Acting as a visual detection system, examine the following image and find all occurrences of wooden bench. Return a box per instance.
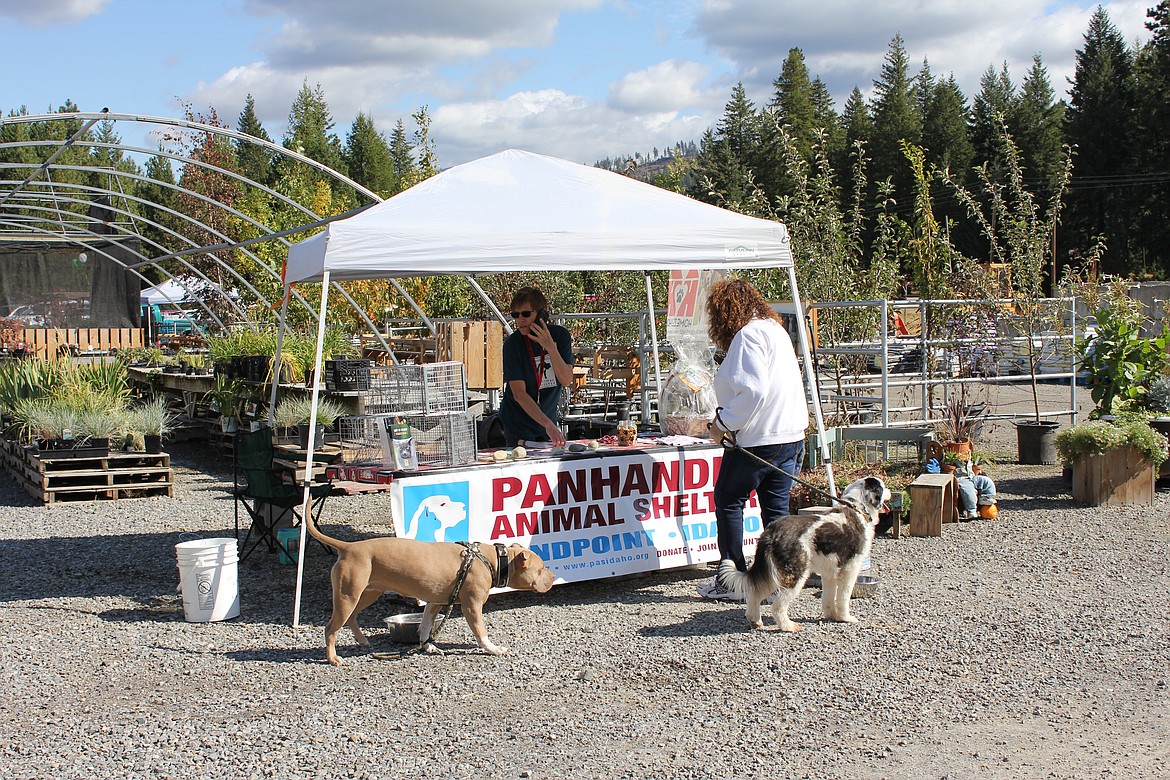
[908,473,957,537]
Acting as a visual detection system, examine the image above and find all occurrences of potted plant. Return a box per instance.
[204,375,242,433]
[1143,375,1170,478]
[14,401,80,451]
[932,391,982,457]
[940,449,965,474]
[273,394,346,449]
[128,396,176,453]
[74,408,122,455]
[1055,417,1167,505]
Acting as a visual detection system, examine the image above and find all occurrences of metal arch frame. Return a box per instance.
[0,110,382,203]
[1,138,322,226]
[0,111,404,355]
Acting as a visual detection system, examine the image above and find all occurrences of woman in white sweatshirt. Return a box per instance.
[699,278,809,600]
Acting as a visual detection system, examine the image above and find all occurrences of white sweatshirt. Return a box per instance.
[713,317,809,447]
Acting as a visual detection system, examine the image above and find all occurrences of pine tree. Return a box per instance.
[283,80,344,176]
[689,84,763,209]
[388,119,414,195]
[1012,55,1066,190]
[342,111,392,196]
[922,74,973,180]
[1131,1,1170,273]
[837,87,873,205]
[971,63,1015,175]
[811,77,844,163]
[869,34,922,211]
[770,48,818,161]
[1065,6,1137,274]
[236,94,274,186]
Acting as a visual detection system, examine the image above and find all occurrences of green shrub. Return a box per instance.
[1055,418,1168,466]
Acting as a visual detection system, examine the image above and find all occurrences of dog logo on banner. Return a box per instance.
[402,482,470,543]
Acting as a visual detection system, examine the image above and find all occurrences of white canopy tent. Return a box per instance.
[281,148,834,625]
[140,278,194,307]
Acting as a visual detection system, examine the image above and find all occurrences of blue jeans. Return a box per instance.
[714,440,805,572]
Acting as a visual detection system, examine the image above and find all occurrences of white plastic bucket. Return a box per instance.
[175,537,240,622]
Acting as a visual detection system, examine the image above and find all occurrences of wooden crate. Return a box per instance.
[3,439,173,504]
[438,320,504,390]
[908,473,957,537]
[1071,446,1155,506]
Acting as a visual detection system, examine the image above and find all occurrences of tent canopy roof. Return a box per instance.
[140,278,194,306]
[284,149,793,284]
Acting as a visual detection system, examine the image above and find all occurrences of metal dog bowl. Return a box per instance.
[383,612,461,643]
[383,613,426,644]
[803,574,882,598]
[851,574,882,598]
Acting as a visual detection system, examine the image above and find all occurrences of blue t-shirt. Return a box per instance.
[499,324,573,445]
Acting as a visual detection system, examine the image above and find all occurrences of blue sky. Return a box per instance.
[0,0,1156,168]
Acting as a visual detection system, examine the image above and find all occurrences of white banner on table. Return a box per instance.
[390,446,765,583]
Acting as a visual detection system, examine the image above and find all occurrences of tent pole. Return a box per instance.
[268,288,291,426]
[466,276,513,335]
[330,280,395,361]
[389,278,436,335]
[643,272,663,426]
[293,270,332,627]
[786,265,835,496]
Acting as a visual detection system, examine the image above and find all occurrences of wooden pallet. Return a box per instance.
[2,439,173,504]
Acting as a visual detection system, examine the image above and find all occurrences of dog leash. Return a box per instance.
[713,407,852,511]
[371,542,500,660]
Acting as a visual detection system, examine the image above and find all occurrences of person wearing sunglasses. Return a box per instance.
[499,286,574,447]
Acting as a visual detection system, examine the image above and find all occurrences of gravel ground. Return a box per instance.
[1,438,1168,780]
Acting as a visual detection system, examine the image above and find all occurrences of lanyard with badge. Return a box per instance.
[524,335,555,397]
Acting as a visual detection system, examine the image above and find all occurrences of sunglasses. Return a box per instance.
[510,309,535,319]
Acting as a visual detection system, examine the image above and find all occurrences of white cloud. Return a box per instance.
[431,89,711,165]
[242,0,601,69]
[608,59,713,113]
[0,0,107,26]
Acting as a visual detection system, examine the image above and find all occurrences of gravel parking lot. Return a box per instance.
[1,437,1167,780]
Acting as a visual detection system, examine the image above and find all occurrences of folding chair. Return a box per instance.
[233,425,332,561]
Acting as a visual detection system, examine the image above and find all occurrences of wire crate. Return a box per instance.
[407,410,478,468]
[336,415,386,464]
[365,361,467,415]
[336,411,478,468]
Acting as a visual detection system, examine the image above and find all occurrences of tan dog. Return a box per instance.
[304,513,555,665]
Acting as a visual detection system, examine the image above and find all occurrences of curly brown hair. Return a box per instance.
[509,286,549,313]
[705,278,781,352]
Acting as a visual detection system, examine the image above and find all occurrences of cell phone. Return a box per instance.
[535,309,548,324]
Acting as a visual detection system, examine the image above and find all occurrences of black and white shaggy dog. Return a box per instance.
[719,476,890,633]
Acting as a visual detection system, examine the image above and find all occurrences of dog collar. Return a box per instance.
[493,543,510,589]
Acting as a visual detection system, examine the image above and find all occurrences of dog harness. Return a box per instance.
[456,541,510,590]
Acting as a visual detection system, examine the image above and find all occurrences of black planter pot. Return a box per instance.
[144,434,163,454]
[298,423,325,449]
[1016,420,1060,465]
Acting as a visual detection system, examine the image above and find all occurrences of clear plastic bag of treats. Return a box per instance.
[659,362,716,437]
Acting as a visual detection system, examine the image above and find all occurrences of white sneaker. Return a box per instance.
[697,576,745,602]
